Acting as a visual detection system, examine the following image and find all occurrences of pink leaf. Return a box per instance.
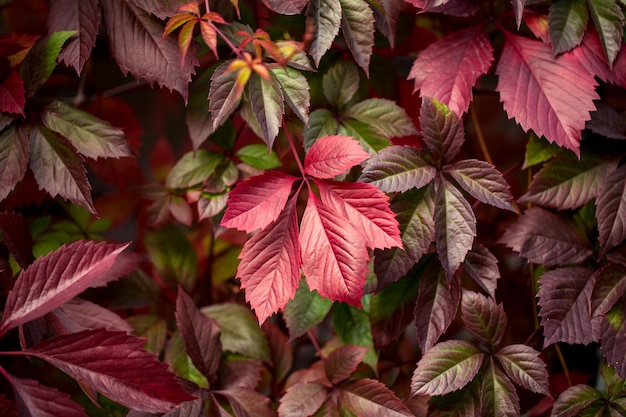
[324,345,369,384]
[300,192,369,306]
[409,26,493,115]
[0,240,129,336]
[221,171,298,233]
[237,197,301,324]
[304,135,369,179]
[0,70,25,115]
[496,32,599,156]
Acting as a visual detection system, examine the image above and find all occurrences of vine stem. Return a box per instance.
[283,120,308,181]
[470,103,493,165]
[307,329,322,355]
[554,343,572,387]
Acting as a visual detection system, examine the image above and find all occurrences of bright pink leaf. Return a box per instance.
[0,70,25,115]
[324,345,369,384]
[237,197,301,324]
[338,379,414,417]
[409,26,493,115]
[221,171,298,233]
[300,192,369,306]
[304,135,370,179]
[496,31,599,156]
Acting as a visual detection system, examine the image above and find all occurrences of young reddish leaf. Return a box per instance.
[548,0,588,55]
[324,345,368,384]
[307,0,342,67]
[462,244,500,299]
[409,26,493,116]
[271,65,310,126]
[359,146,436,193]
[587,101,626,139]
[420,97,465,164]
[591,263,626,317]
[210,62,241,130]
[262,0,309,14]
[551,384,601,417]
[588,0,624,66]
[214,388,275,417]
[283,279,333,340]
[52,297,134,334]
[175,288,222,381]
[4,373,88,417]
[600,299,626,377]
[445,159,515,211]
[24,329,195,413]
[461,290,507,349]
[498,207,593,266]
[411,339,486,396]
[338,379,414,417]
[415,262,462,352]
[48,0,99,73]
[300,193,369,306]
[199,20,218,58]
[0,212,34,269]
[434,177,476,278]
[221,171,298,233]
[304,135,369,179]
[494,344,550,395]
[496,32,599,156]
[237,197,301,324]
[278,382,328,417]
[519,151,618,210]
[480,357,520,417]
[323,61,360,109]
[537,267,601,347]
[177,20,196,66]
[344,98,419,138]
[0,240,129,336]
[338,0,374,75]
[0,125,29,201]
[248,72,284,148]
[100,0,197,102]
[0,70,25,115]
[596,164,626,256]
[525,13,550,42]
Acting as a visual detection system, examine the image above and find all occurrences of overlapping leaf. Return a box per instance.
[338,0,374,75]
[596,164,626,256]
[550,384,602,416]
[586,101,626,139]
[278,382,328,417]
[420,97,465,164]
[494,344,550,395]
[337,379,414,416]
[52,297,134,334]
[549,0,588,55]
[322,60,360,109]
[307,0,342,66]
[461,291,507,349]
[0,125,28,201]
[271,65,310,125]
[344,98,419,139]
[587,0,624,66]
[304,135,369,179]
[283,279,332,339]
[249,72,284,148]
[591,263,626,317]
[324,345,369,384]
[480,358,520,417]
[600,299,626,377]
[462,244,500,298]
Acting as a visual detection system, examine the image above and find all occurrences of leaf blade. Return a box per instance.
[304,135,369,179]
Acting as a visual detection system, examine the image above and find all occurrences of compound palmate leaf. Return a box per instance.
[480,357,520,417]
[304,135,370,179]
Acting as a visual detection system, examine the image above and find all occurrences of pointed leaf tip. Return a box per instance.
[304,135,370,179]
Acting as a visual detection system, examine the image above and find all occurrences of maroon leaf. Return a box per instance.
[339,0,375,75]
[480,357,520,417]
[219,359,263,391]
[338,379,414,416]
[262,0,308,14]
[304,135,369,179]
[129,0,189,19]
[591,263,626,317]
[214,387,276,417]
[0,125,28,202]
[262,321,293,384]
[600,298,626,377]
[569,27,621,83]
[587,101,626,139]
[0,240,129,336]
[307,0,342,67]
[278,382,328,417]
[0,70,25,115]
[324,345,369,385]
[462,244,500,299]
[494,344,550,395]
[597,164,626,256]
[537,267,601,347]
[409,26,493,116]
[0,211,34,269]
[248,73,284,149]
[420,97,465,163]
[461,290,507,349]
[51,297,134,334]
[25,329,195,413]
[160,398,204,417]
[498,207,593,266]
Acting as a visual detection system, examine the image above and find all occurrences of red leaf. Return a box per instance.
[0,125,29,202]
[25,329,195,413]
[596,164,626,256]
[324,345,369,384]
[409,26,493,115]
[0,211,34,269]
[51,297,134,334]
[0,70,24,115]
[300,192,369,306]
[304,135,369,179]
[316,180,401,249]
[0,394,18,417]
[496,32,599,156]
[338,379,414,417]
[238,197,301,324]
[0,240,129,336]
[221,171,298,233]
[278,382,328,417]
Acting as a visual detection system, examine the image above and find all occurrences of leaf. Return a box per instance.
[511,0,526,28]
[215,387,276,417]
[271,65,310,126]
[409,26,494,115]
[42,100,131,160]
[522,132,562,170]
[339,118,391,154]
[25,329,195,413]
[0,70,24,115]
[537,267,601,347]
[304,135,369,179]
[427,381,481,417]
[369,0,403,47]
[0,125,28,201]
[600,299,626,377]
[303,109,339,150]
[551,384,601,417]
[248,72,284,148]
[591,263,626,317]
[445,159,515,211]
[497,207,593,266]
[221,171,298,233]
[164,331,209,388]
[587,0,625,66]
[0,240,129,336]
[128,314,168,354]
[186,66,214,151]
[480,357,520,417]
[333,303,377,370]
[338,379,414,417]
[237,144,282,170]
[0,211,34,269]
[596,164,626,255]
[48,0,99,73]
[175,288,222,381]
[300,193,369,306]
[494,344,550,395]
[461,290,507,349]
[587,101,626,139]
[344,98,419,138]
[322,60,360,108]
[100,0,197,102]
[420,97,465,163]
[324,345,368,384]
[52,297,134,334]
[237,197,301,324]
[462,244,500,299]
[262,0,309,14]
[129,0,189,19]
[307,0,342,66]
[496,31,599,155]
[338,0,374,75]
[434,177,476,278]
[278,382,328,417]
[165,150,222,188]
[411,339,486,396]
[359,145,436,193]
[283,279,333,340]
[209,62,241,130]
[549,0,589,55]
[263,321,293,384]
[144,226,198,291]
[570,27,621,83]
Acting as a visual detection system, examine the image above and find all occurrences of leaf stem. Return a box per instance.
[470,103,493,165]
[307,329,322,355]
[554,343,572,387]
[283,121,307,180]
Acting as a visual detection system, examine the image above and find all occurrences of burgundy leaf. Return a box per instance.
[278,382,328,417]
[537,267,601,347]
[262,0,308,14]
[496,31,599,155]
[0,211,34,269]
[25,329,195,413]
[48,0,99,73]
[370,0,403,47]
[324,345,369,384]
[237,197,301,324]
[480,357,520,417]
[461,290,507,349]
[0,240,129,336]
[551,384,601,417]
[175,288,222,381]
[597,164,626,256]
[214,387,276,417]
[494,344,550,395]
[0,70,25,115]
[498,207,593,266]
[600,298,626,377]
[51,297,134,334]
[304,135,369,179]
[0,394,18,417]
[161,398,204,417]
[248,73,284,149]
[339,0,375,75]
[307,0,342,67]
[338,378,414,416]
[219,359,263,391]
[569,27,621,83]
[100,0,197,102]
[420,97,465,163]
[462,244,500,299]
[221,171,298,233]
[300,192,369,306]
[586,101,626,139]
[0,125,28,202]
[128,0,188,19]
[409,26,493,116]
[591,263,626,317]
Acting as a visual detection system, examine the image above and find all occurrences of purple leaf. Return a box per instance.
[25,329,195,413]
[344,98,419,138]
[175,288,222,381]
[409,26,493,116]
[248,73,284,149]
[339,0,375,75]
[461,290,507,349]
[411,339,486,396]
[0,240,129,336]
[551,384,601,417]
[209,62,241,130]
[324,345,369,384]
[480,357,520,417]
[498,207,593,266]
[587,0,625,66]
[214,387,276,417]
[420,97,465,163]
[337,379,414,417]
[128,0,189,19]
[278,382,328,417]
[0,211,34,269]
[51,297,134,334]
[494,344,550,395]
[444,159,515,211]
[262,0,308,14]
[591,263,626,317]
[307,0,342,67]
[537,267,602,347]
[0,125,28,202]
[462,244,500,299]
[100,0,197,102]
[597,164,626,256]
[586,101,626,140]
[600,298,626,377]
[548,0,588,55]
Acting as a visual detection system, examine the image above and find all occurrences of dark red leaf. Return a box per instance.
[462,244,499,299]
[591,263,626,317]
[461,290,507,348]
[0,211,34,268]
[597,164,626,256]
[494,344,550,395]
[262,321,293,384]
[214,387,275,417]
[129,0,189,19]
[600,298,626,377]
[304,135,369,179]
[420,97,465,163]
[278,382,328,417]
[0,125,29,202]
[324,345,369,384]
[51,297,134,334]
[0,70,24,115]
[338,378,414,416]
[219,359,263,391]
[586,101,626,139]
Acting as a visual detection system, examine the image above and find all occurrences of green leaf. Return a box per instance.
[20,30,75,96]
[127,314,167,355]
[284,278,333,339]
[248,72,284,149]
[549,0,589,55]
[271,65,310,126]
[345,98,418,138]
[480,357,520,417]
[307,0,342,66]
[338,0,375,75]
[304,109,340,150]
[144,226,198,291]
[165,149,223,189]
[551,384,601,416]
[339,119,391,154]
[333,302,378,370]
[0,125,29,201]
[236,144,282,170]
[587,0,625,65]
[323,60,360,108]
[523,133,562,169]
[164,331,210,388]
